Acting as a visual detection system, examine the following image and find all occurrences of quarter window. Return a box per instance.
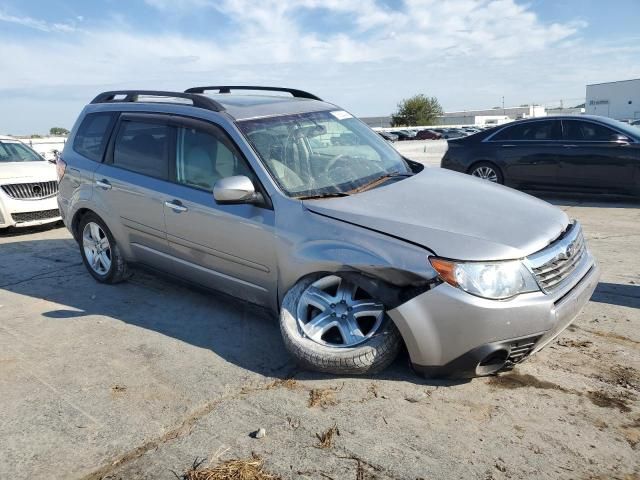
[563,120,617,141]
[175,126,251,191]
[73,112,116,162]
[492,120,561,141]
[113,120,171,179]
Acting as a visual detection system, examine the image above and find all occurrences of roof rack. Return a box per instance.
[184,85,322,101]
[90,90,225,112]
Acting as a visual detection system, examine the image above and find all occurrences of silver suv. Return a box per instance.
[57,86,600,377]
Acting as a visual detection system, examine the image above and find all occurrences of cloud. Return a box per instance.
[0,0,638,134]
[0,9,77,33]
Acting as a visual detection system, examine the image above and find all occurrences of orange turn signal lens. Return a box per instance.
[429,257,458,287]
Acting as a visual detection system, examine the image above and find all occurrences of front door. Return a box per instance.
[162,117,277,306]
[558,119,638,193]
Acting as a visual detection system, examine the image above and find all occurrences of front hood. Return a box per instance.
[304,168,569,261]
[0,161,56,182]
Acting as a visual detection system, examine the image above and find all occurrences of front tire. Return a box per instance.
[78,213,129,284]
[279,275,401,375]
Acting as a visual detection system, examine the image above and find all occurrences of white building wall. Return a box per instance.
[586,79,640,120]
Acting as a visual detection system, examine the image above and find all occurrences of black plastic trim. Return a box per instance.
[91,90,225,112]
[184,85,322,101]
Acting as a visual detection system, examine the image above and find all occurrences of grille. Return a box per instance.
[527,222,588,293]
[11,209,60,223]
[502,335,542,371]
[1,181,58,200]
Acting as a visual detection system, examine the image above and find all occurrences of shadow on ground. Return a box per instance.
[592,282,640,309]
[0,237,462,386]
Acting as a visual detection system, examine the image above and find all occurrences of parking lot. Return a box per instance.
[1,142,639,479]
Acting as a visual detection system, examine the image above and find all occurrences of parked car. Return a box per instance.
[431,128,466,139]
[58,87,599,378]
[631,119,640,128]
[389,130,414,141]
[415,129,442,140]
[0,135,61,229]
[441,115,640,197]
[377,131,398,142]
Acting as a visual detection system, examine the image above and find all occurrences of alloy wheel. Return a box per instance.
[471,166,499,183]
[82,222,112,275]
[296,275,385,348]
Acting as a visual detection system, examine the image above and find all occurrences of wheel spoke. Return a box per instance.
[98,237,109,250]
[336,278,358,302]
[89,223,101,241]
[337,319,365,345]
[99,251,111,271]
[351,300,384,318]
[303,312,335,342]
[301,286,332,311]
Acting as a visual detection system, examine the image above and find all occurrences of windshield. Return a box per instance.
[0,141,44,163]
[238,110,412,197]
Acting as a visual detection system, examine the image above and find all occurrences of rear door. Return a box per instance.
[488,119,563,188]
[558,119,637,193]
[93,113,174,263]
[162,116,277,305]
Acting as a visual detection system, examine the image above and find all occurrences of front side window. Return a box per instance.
[175,126,251,191]
[0,142,43,163]
[563,120,617,141]
[492,120,562,141]
[73,112,116,162]
[112,120,170,179]
[238,110,411,197]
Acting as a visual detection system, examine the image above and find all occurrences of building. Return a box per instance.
[361,104,546,128]
[585,79,640,121]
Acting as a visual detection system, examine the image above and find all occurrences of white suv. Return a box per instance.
[0,135,61,229]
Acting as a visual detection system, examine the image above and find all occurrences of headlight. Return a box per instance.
[429,257,539,300]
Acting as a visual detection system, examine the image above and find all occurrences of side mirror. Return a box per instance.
[610,133,630,144]
[213,175,260,205]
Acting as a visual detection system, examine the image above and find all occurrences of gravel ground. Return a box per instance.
[0,161,639,479]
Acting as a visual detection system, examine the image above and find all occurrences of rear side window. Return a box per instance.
[112,120,171,179]
[73,112,116,162]
[563,120,617,141]
[492,120,562,141]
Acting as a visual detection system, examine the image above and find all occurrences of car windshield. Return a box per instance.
[0,141,43,163]
[238,110,412,198]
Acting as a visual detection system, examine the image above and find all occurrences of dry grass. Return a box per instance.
[308,388,338,408]
[180,454,281,480]
[315,425,340,449]
[265,378,299,390]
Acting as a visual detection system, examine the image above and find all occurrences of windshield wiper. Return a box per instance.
[348,172,413,194]
[295,192,350,200]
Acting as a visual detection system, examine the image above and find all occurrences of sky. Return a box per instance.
[0,0,639,134]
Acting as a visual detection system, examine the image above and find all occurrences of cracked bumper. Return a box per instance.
[388,261,600,378]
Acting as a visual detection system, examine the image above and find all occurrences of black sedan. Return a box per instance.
[441,115,640,197]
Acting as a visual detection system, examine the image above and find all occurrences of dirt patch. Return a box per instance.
[487,373,570,392]
[315,424,340,449]
[309,388,339,409]
[179,455,281,480]
[265,378,299,390]
[621,417,640,449]
[586,391,632,413]
[557,339,593,348]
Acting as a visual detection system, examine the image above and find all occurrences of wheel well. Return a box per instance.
[71,208,92,241]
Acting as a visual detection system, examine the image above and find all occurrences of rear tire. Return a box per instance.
[279,275,401,375]
[78,212,129,284]
[469,162,504,184]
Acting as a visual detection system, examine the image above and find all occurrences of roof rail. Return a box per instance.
[184,85,322,101]
[90,90,225,112]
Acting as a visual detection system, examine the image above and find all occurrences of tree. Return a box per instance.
[49,127,70,136]
[391,94,443,127]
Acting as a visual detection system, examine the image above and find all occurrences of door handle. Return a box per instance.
[563,144,578,148]
[164,200,188,213]
[95,179,112,190]
[501,144,517,148]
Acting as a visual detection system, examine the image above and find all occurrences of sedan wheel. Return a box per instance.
[280,274,401,374]
[471,165,499,183]
[78,212,129,284]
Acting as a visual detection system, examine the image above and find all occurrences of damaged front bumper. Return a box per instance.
[388,260,600,378]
